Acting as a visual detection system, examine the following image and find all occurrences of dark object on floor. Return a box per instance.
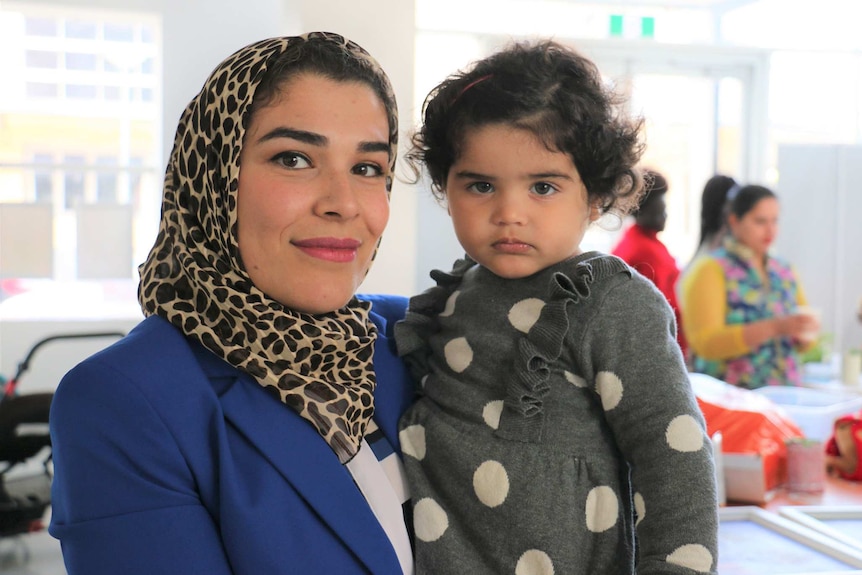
[0,332,125,537]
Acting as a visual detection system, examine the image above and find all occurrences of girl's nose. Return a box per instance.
[492,193,525,225]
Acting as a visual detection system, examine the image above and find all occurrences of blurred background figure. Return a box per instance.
[612,168,687,356]
[689,174,738,267]
[680,184,819,389]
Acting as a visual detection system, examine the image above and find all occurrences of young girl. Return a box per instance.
[396,40,718,575]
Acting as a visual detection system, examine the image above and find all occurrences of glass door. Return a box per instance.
[574,41,769,265]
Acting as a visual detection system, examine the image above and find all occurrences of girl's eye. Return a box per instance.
[352,163,384,178]
[531,182,557,196]
[467,182,494,194]
[273,152,311,169]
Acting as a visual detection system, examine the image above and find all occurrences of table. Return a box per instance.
[763,474,862,510]
[722,476,862,574]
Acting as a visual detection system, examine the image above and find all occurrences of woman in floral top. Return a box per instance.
[681,184,819,388]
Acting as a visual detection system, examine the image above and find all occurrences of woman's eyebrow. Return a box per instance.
[359,141,391,154]
[257,127,326,146]
[255,127,388,155]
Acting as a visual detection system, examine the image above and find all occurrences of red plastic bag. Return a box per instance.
[690,373,804,492]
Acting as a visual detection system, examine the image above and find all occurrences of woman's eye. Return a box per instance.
[531,182,557,196]
[352,163,384,178]
[467,182,494,194]
[273,152,311,169]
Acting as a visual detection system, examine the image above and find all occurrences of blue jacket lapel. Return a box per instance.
[208,358,401,574]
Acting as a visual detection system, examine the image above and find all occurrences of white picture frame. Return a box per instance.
[719,506,862,574]
[779,505,862,552]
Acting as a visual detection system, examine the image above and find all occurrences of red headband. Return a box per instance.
[452,74,492,104]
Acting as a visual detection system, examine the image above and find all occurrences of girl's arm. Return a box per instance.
[585,276,719,575]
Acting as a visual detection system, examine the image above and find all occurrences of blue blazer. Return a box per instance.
[49,295,414,575]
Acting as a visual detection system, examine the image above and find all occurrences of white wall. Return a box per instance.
[775,144,862,355]
[295,0,420,298]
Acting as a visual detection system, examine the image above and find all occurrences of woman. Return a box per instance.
[689,174,738,265]
[612,168,687,355]
[681,184,818,388]
[48,33,414,574]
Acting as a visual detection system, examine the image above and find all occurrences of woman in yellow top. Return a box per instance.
[681,184,819,388]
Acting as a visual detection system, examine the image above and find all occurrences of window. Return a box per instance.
[63,155,86,210]
[25,50,59,69]
[25,17,56,36]
[65,52,97,71]
[65,20,96,40]
[33,153,53,204]
[0,4,161,319]
[65,84,97,99]
[96,156,118,204]
[25,82,59,99]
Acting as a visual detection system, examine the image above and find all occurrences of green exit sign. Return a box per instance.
[642,16,655,38]
[609,14,656,39]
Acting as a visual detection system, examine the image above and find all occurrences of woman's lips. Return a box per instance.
[293,237,361,262]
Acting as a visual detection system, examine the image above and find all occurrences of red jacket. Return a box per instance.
[612,223,687,354]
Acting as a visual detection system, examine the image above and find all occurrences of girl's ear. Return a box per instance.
[589,200,602,222]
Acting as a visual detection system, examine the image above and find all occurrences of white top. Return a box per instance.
[345,424,413,575]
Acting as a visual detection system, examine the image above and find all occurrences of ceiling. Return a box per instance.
[563,0,759,9]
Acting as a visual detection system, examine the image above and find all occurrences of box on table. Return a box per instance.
[721,452,781,504]
[692,373,799,504]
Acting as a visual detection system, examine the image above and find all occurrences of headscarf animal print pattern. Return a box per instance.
[138,33,399,464]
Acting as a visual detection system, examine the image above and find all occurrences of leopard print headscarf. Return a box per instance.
[138,33,398,464]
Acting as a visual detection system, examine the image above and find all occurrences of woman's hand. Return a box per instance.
[776,311,820,344]
[742,311,818,351]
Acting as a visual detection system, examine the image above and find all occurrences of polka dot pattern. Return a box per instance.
[508,298,545,333]
[563,370,587,388]
[666,544,713,572]
[585,486,619,533]
[414,497,449,542]
[399,424,426,460]
[595,371,623,411]
[440,291,459,317]
[666,415,704,453]
[515,549,555,575]
[396,254,718,573]
[482,400,505,429]
[444,337,473,373]
[473,460,510,507]
[634,492,645,526]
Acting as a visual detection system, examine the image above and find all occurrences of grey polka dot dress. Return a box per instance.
[396,252,719,575]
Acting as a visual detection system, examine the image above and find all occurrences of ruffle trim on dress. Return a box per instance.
[496,254,630,443]
[393,256,475,384]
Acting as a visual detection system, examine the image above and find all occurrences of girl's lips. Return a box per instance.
[293,238,361,263]
[492,239,532,254]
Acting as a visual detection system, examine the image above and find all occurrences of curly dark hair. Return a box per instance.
[406,39,645,215]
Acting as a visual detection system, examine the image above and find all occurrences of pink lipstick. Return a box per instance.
[293,237,361,262]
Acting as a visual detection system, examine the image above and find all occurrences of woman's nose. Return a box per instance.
[316,171,360,218]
